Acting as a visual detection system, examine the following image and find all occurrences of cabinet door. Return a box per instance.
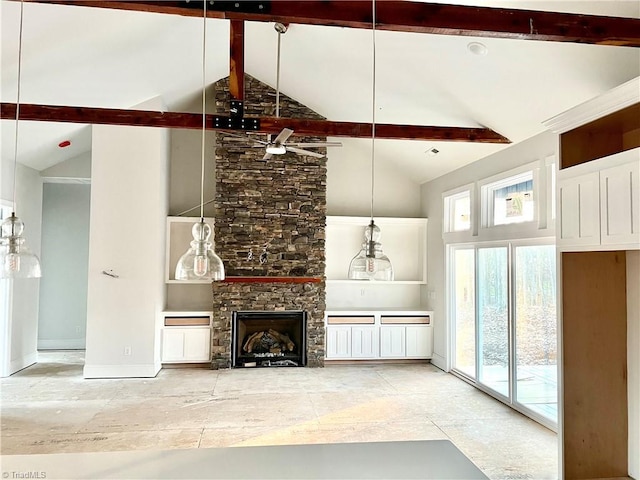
[600,161,640,246]
[326,326,352,358]
[183,328,211,361]
[406,326,433,358]
[351,326,378,358]
[558,172,600,247]
[162,328,211,362]
[380,326,406,357]
[162,329,186,362]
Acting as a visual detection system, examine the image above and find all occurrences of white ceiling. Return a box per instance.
[1,0,639,183]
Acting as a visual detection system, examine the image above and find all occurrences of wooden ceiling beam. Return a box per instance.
[229,20,245,105]
[23,0,640,47]
[0,102,511,144]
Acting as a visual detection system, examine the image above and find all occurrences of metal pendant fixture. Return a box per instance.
[348,0,393,281]
[1,0,42,279]
[175,0,224,282]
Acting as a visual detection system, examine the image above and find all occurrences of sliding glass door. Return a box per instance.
[477,247,509,398]
[450,242,557,427]
[513,245,557,421]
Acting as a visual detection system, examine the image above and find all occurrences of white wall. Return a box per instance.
[628,250,639,479]
[1,163,43,376]
[327,139,421,218]
[38,183,90,350]
[84,98,169,378]
[420,130,557,370]
[40,151,91,180]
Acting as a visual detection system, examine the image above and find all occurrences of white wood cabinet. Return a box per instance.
[406,326,434,358]
[325,310,432,361]
[325,326,352,359]
[600,160,640,246]
[558,172,600,246]
[351,326,379,358]
[380,326,406,357]
[557,147,640,251]
[161,311,212,363]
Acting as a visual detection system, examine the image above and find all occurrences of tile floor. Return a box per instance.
[0,351,558,479]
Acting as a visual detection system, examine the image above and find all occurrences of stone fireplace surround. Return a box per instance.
[210,76,327,368]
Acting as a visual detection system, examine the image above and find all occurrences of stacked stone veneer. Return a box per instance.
[210,75,327,368]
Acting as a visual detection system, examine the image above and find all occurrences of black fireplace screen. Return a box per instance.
[231,311,307,367]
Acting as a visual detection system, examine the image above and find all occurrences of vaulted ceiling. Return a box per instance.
[1,0,639,183]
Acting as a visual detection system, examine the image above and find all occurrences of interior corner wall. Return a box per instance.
[40,151,91,180]
[38,183,90,350]
[628,250,640,478]
[420,130,558,371]
[84,97,169,378]
[5,163,43,375]
[327,139,421,218]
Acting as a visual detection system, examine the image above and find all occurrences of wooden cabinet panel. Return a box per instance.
[600,160,640,246]
[558,172,600,246]
[406,326,433,358]
[351,327,378,358]
[162,327,211,363]
[325,326,351,358]
[380,326,406,357]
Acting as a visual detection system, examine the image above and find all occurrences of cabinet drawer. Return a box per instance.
[380,315,430,324]
[164,316,210,326]
[327,316,375,325]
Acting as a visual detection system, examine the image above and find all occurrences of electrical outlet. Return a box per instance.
[123,346,132,356]
[75,325,82,334]
[360,288,365,296]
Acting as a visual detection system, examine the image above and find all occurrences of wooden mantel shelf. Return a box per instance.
[222,276,323,284]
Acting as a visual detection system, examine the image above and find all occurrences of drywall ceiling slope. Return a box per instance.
[1,0,638,184]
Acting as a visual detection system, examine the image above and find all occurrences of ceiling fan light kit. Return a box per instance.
[348,0,393,282]
[1,0,42,280]
[222,21,341,160]
[174,0,224,282]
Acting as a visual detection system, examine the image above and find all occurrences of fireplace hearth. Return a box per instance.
[232,311,307,367]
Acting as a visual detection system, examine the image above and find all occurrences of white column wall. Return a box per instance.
[1,163,43,376]
[84,97,169,378]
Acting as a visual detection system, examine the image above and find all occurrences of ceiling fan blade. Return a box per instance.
[285,141,343,147]
[273,128,294,145]
[286,146,325,158]
[262,152,273,161]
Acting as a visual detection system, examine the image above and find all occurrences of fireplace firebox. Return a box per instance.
[232,311,307,367]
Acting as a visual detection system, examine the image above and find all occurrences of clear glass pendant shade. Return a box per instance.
[175,220,225,281]
[0,213,42,279]
[348,220,393,281]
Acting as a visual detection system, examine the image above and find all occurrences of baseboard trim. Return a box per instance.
[8,351,38,376]
[38,339,86,350]
[430,353,448,372]
[83,363,161,379]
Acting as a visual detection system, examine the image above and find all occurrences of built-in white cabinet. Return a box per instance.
[600,160,640,246]
[161,311,212,363]
[557,147,639,251]
[325,311,432,361]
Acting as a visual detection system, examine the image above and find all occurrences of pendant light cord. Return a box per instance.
[12,0,25,217]
[200,0,207,222]
[370,0,376,222]
[276,30,281,119]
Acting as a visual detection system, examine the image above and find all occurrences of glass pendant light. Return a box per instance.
[174,0,224,282]
[1,0,42,280]
[348,0,393,281]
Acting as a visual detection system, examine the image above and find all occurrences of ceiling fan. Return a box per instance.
[223,23,341,160]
